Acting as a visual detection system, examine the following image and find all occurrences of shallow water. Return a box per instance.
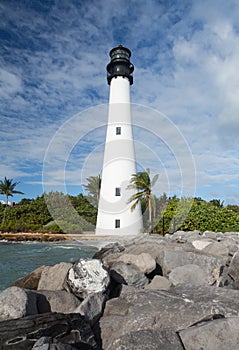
[0,241,97,291]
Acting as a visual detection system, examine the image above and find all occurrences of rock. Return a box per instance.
[172,230,201,241]
[0,312,97,350]
[67,258,110,299]
[74,291,106,326]
[110,261,148,288]
[32,337,78,349]
[100,285,239,349]
[122,236,166,260]
[192,240,212,250]
[11,265,46,290]
[228,252,239,288]
[31,337,52,350]
[168,264,209,286]
[0,286,39,321]
[214,265,234,288]
[157,250,225,284]
[93,242,125,261]
[104,296,131,317]
[179,316,239,350]
[219,238,239,255]
[114,252,156,274]
[145,275,172,291]
[202,231,224,240]
[37,290,81,314]
[37,263,72,291]
[108,329,184,350]
[202,241,229,256]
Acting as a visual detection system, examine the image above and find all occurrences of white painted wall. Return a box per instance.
[96,76,143,235]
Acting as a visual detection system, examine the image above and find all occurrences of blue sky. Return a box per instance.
[1,0,239,205]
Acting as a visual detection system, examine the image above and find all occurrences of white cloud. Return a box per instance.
[0,0,239,203]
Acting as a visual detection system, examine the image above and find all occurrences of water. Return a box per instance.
[0,241,98,292]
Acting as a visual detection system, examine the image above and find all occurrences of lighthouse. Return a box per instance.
[96,45,143,235]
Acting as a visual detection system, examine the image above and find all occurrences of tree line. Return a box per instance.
[0,175,239,234]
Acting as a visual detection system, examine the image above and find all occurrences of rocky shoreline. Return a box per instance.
[1,230,239,349]
[0,232,71,242]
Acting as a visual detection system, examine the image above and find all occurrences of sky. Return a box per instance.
[1,0,239,205]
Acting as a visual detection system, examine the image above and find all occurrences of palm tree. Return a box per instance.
[83,175,101,206]
[0,177,24,225]
[127,169,158,232]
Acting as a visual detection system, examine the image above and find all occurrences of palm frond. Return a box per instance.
[152,174,159,187]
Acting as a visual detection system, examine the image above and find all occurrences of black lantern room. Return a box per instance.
[107,45,134,85]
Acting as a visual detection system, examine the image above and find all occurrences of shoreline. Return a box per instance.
[0,232,137,249]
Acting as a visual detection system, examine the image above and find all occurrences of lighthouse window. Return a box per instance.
[115,187,121,196]
[115,219,120,228]
[116,127,121,135]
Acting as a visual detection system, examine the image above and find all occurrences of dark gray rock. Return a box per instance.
[38,290,81,314]
[93,242,125,261]
[168,264,209,286]
[179,316,239,350]
[100,285,239,349]
[37,263,72,291]
[32,337,78,349]
[0,312,97,350]
[74,291,107,326]
[67,259,110,299]
[110,261,148,288]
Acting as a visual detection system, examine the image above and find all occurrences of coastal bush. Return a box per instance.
[0,192,239,234]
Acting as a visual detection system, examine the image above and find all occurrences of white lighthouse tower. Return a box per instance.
[96,45,143,235]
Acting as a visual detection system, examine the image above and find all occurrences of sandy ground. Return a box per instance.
[0,232,140,248]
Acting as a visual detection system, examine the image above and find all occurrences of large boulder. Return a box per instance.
[100,285,239,349]
[145,275,172,291]
[110,261,148,288]
[113,252,156,274]
[38,290,81,314]
[37,263,72,291]
[93,242,125,261]
[0,312,97,350]
[67,258,110,299]
[157,250,226,284]
[168,264,209,286]
[179,316,239,350]
[108,329,184,350]
[74,291,106,326]
[11,265,46,290]
[0,286,41,321]
[228,252,239,288]
[202,241,229,257]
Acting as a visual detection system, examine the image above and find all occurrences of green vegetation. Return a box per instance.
[128,168,159,232]
[0,177,24,225]
[0,192,97,233]
[82,175,101,207]
[153,196,239,234]
[0,176,239,234]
